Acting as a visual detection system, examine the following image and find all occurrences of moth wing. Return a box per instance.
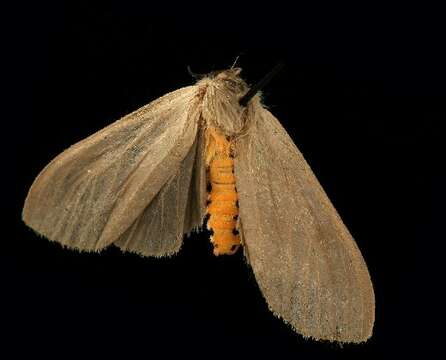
[235,107,375,343]
[114,127,207,256]
[23,86,206,255]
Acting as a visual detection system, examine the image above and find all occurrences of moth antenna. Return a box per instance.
[187,65,205,79]
[230,55,240,69]
[239,62,285,107]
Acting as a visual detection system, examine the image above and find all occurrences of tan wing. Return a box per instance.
[234,107,374,343]
[114,128,207,256]
[23,86,206,255]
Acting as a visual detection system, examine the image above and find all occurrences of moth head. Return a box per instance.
[195,63,284,135]
[195,67,251,136]
[212,68,249,96]
[190,66,249,100]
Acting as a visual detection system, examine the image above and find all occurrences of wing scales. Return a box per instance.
[114,129,207,256]
[235,108,374,342]
[23,86,203,254]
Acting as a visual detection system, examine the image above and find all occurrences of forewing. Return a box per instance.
[235,108,375,343]
[23,86,203,254]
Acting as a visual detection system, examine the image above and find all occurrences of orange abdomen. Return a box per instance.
[205,129,240,255]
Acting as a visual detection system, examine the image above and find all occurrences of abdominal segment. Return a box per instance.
[205,127,240,255]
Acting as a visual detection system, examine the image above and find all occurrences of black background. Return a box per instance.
[3,1,445,358]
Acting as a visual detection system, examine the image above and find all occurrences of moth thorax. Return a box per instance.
[201,89,247,136]
[205,128,240,256]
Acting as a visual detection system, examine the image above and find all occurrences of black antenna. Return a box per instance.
[239,62,284,107]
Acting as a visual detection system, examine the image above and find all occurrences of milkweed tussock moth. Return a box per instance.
[23,65,374,343]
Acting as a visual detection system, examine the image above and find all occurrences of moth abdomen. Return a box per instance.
[205,130,240,255]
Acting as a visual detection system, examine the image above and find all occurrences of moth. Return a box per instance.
[23,63,375,343]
